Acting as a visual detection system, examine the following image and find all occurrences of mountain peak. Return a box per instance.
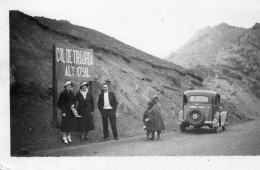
[167,22,246,69]
[252,23,260,30]
[215,23,232,29]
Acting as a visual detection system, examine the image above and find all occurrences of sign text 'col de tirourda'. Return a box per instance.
[52,45,94,127]
[55,45,94,81]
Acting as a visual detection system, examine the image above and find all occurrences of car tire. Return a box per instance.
[214,126,219,133]
[222,120,227,130]
[180,124,186,132]
[187,110,205,127]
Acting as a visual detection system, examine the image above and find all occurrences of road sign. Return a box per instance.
[53,45,94,127]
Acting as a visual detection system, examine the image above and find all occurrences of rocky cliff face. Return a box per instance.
[167,22,260,119]
[209,23,260,116]
[10,11,207,153]
[167,23,246,69]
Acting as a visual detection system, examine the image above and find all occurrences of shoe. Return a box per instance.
[63,137,69,144]
[104,138,109,141]
[114,137,119,140]
[67,137,72,143]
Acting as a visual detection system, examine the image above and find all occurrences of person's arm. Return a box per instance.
[97,93,102,112]
[143,110,148,123]
[71,92,77,109]
[112,93,118,111]
[57,92,65,111]
[57,92,67,117]
[74,93,79,110]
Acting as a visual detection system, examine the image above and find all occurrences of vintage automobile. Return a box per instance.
[179,90,227,133]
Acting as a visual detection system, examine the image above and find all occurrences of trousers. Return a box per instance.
[101,109,118,139]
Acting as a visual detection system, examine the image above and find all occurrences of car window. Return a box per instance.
[189,96,209,103]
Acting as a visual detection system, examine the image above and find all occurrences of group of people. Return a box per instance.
[57,80,165,144]
[57,81,118,144]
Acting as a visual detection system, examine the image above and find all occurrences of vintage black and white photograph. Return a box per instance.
[1,0,260,169]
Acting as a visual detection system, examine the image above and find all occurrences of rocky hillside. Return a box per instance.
[167,22,260,119]
[10,11,210,155]
[208,23,260,117]
[167,23,246,69]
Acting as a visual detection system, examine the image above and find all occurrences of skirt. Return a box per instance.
[61,114,76,132]
[76,113,95,132]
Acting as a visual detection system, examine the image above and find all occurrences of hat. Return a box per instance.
[153,95,159,99]
[64,81,73,88]
[79,81,88,88]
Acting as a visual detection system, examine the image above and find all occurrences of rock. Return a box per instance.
[162,84,180,92]
[124,92,131,101]
[142,77,152,82]
[152,86,164,95]
[94,75,99,80]
[252,65,258,71]
[231,91,237,96]
[135,84,139,93]
[123,104,128,114]
[96,53,103,60]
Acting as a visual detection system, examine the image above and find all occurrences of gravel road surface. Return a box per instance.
[32,118,260,156]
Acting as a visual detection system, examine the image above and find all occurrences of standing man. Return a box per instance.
[98,83,119,141]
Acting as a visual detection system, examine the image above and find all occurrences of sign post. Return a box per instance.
[53,45,57,127]
[53,44,94,127]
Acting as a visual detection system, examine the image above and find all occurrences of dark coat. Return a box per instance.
[75,91,95,132]
[98,91,118,113]
[143,103,165,132]
[57,89,76,132]
[143,109,154,130]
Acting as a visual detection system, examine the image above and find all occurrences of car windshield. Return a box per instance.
[189,96,209,103]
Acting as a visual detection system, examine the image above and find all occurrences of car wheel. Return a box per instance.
[187,110,205,127]
[180,124,186,132]
[214,126,219,133]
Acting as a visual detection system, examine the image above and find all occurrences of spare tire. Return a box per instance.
[187,110,205,127]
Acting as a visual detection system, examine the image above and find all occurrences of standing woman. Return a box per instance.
[151,95,165,140]
[57,81,76,144]
[75,81,95,141]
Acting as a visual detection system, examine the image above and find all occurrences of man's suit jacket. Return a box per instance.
[98,91,118,112]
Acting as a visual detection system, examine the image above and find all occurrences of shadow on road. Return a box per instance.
[182,127,223,135]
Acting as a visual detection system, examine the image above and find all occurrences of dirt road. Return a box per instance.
[32,118,260,156]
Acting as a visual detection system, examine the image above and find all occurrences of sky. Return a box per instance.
[1,0,260,169]
[2,0,260,58]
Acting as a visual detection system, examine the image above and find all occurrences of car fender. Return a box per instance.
[178,110,184,122]
[213,112,220,127]
[220,111,227,127]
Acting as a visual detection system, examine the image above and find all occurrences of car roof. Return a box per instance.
[184,90,219,97]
